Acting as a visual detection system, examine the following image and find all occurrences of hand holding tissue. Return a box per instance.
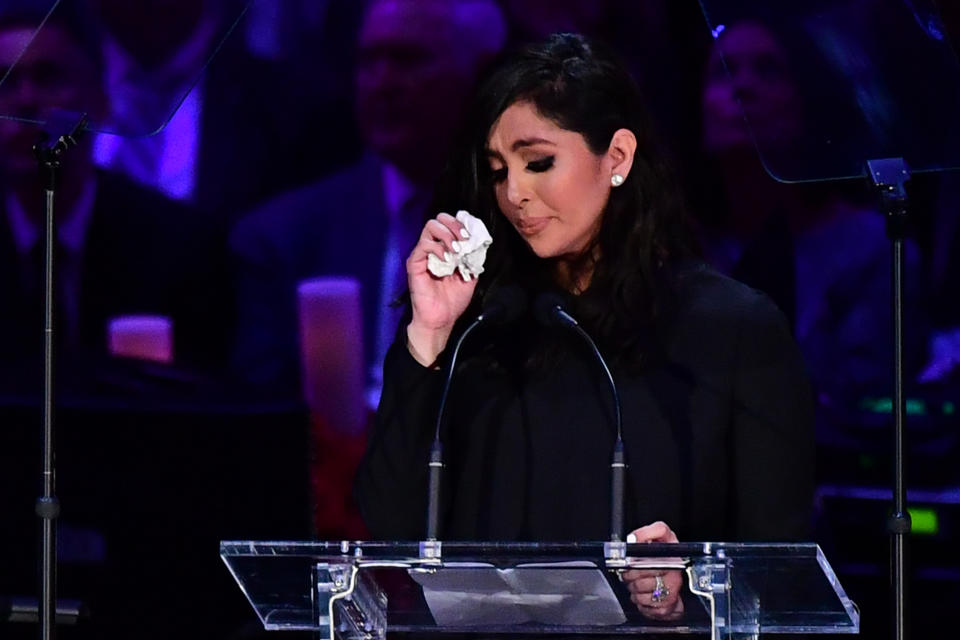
[426,210,492,281]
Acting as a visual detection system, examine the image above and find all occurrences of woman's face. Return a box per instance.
[701,22,803,154]
[486,101,613,259]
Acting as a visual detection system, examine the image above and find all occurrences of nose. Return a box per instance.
[357,54,404,94]
[729,66,760,104]
[505,172,529,209]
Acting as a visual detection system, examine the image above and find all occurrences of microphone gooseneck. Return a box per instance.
[425,285,527,541]
[534,293,626,542]
[425,314,480,541]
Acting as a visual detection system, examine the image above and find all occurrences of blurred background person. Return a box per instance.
[0,7,229,383]
[0,7,244,639]
[90,0,361,223]
[229,0,507,408]
[693,18,927,412]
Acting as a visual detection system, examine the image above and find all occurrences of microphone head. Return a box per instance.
[481,285,528,326]
[533,292,573,328]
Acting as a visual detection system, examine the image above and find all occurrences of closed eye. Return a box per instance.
[526,156,554,172]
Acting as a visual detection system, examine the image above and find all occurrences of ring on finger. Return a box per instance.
[651,574,669,603]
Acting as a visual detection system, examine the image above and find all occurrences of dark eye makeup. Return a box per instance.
[526,156,555,172]
[488,156,555,184]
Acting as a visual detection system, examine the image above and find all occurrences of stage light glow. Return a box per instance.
[908,507,939,536]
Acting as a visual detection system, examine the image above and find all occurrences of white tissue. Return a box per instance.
[426,210,492,281]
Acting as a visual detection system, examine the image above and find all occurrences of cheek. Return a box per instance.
[536,167,602,220]
[532,171,576,213]
[703,83,737,121]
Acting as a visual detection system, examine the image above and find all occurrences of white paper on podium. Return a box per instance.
[409,560,626,626]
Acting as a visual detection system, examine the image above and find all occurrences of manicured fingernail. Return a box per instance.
[451,241,461,252]
[443,251,452,261]
[627,533,637,543]
[460,228,470,239]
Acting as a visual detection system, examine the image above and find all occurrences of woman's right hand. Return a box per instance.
[405,212,479,365]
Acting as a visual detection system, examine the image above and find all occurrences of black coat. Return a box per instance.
[229,155,389,389]
[355,265,815,543]
[0,171,229,378]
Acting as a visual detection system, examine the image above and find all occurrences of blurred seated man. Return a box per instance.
[90,0,361,222]
[0,8,230,388]
[230,0,506,406]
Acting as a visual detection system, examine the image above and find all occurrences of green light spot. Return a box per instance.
[860,397,892,413]
[858,397,927,416]
[909,508,938,536]
[944,402,955,416]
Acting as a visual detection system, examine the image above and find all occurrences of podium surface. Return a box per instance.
[221,540,858,638]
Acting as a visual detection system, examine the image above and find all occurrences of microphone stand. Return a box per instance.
[31,112,88,640]
[423,287,526,549]
[563,320,625,541]
[424,315,484,542]
[866,157,911,640]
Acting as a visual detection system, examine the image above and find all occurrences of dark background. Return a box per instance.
[1,1,959,638]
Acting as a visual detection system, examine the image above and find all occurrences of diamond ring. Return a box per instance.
[651,574,670,603]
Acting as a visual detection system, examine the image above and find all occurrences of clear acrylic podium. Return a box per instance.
[221,540,859,639]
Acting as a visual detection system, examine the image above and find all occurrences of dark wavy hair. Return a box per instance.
[435,33,697,367]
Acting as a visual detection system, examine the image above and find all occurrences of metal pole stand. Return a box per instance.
[866,157,912,640]
[31,112,87,640]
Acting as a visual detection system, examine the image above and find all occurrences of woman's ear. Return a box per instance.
[605,128,637,183]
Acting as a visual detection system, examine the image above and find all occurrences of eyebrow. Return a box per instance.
[511,137,555,151]
[485,137,556,158]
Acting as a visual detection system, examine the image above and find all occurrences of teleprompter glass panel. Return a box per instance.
[697,0,960,182]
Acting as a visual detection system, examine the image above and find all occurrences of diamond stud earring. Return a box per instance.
[611,174,625,187]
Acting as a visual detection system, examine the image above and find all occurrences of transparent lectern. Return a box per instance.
[221,540,858,639]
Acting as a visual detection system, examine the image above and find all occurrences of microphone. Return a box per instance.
[533,292,577,329]
[425,285,527,541]
[534,293,627,542]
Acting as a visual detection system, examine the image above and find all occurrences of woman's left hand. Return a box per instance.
[621,521,685,620]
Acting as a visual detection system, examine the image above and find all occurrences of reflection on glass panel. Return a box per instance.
[0,0,253,135]
[699,0,960,181]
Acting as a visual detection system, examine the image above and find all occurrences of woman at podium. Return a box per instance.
[356,33,814,617]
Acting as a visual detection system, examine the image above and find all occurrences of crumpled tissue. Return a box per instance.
[426,210,492,281]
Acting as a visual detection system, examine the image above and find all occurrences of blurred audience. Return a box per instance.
[90,0,360,222]
[0,1,952,423]
[0,8,229,382]
[229,0,507,406]
[499,0,615,44]
[0,2,957,636]
[694,19,927,405]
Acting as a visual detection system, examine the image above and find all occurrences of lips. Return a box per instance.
[516,217,550,235]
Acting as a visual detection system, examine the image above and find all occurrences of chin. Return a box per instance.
[526,240,570,260]
[522,237,553,257]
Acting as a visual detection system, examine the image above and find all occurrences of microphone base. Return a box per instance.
[419,539,443,562]
[604,540,628,567]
